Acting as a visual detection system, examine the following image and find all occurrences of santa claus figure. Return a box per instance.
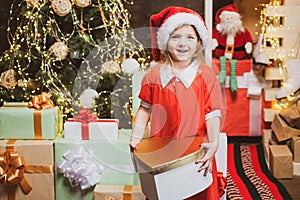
[212,4,253,93]
[212,4,252,60]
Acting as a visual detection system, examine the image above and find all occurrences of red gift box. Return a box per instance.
[213,58,252,76]
[213,59,263,137]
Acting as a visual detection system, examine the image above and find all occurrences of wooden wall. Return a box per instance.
[234,0,270,42]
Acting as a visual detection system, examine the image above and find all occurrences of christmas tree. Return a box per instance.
[0,0,146,128]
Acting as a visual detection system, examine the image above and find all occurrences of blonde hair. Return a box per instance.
[160,25,206,66]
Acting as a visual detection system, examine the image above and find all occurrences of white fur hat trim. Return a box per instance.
[219,10,240,18]
[156,12,208,50]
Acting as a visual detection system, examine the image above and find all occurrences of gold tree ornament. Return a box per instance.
[74,0,91,8]
[49,41,69,60]
[100,61,121,74]
[0,69,18,89]
[27,0,39,7]
[51,0,72,17]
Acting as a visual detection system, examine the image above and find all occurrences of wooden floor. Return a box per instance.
[279,176,300,200]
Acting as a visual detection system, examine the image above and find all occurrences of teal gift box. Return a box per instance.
[54,129,140,200]
[0,102,61,139]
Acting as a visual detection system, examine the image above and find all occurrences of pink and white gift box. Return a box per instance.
[64,118,119,140]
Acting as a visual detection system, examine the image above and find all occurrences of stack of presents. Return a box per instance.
[0,92,213,200]
[260,0,300,180]
[263,99,300,179]
[214,49,300,180]
[0,92,146,200]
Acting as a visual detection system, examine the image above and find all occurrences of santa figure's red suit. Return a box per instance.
[212,4,253,60]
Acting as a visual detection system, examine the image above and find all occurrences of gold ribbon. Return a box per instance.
[1,140,54,200]
[28,92,54,110]
[33,110,42,139]
[103,185,133,200]
[0,141,32,195]
[28,92,62,139]
[123,185,133,200]
[28,92,54,140]
[3,95,62,139]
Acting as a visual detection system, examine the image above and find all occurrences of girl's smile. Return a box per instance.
[167,25,198,70]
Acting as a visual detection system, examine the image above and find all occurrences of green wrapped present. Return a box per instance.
[54,129,139,200]
[0,102,61,139]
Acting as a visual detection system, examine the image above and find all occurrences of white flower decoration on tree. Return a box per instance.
[0,69,17,89]
[49,41,69,60]
[100,61,121,74]
[121,58,140,74]
[74,0,91,8]
[79,88,98,108]
[51,0,72,17]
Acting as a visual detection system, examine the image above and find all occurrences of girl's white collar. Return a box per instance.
[160,60,200,89]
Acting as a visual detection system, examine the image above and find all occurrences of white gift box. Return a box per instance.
[133,136,212,200]
[64,119,119,140]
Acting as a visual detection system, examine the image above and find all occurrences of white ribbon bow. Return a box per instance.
[57,145,104,190]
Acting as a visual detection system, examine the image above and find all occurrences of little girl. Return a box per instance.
[130,6,224,200]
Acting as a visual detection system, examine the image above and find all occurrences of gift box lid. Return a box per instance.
[269,145,292,157]
[3,102,28,107]
[94,185,145,200]
[134,136,205,174]
[272,114,300,142]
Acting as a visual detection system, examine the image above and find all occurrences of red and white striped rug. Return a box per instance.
[226,143,292,200]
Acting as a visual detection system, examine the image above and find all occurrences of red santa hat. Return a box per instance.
[150,6,208,61]
[215,4,240,24]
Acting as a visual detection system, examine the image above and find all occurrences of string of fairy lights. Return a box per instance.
[255,0,299,109]
[0,0,148,123]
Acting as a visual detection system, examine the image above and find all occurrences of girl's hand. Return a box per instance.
[129,139,140,151]
[129,106,150,151]
[195,141,218,176]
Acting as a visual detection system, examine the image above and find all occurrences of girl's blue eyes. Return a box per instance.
[170,36,179,39]
[170,35,196,40]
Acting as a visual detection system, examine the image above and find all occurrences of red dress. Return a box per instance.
[139,62,224,199]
